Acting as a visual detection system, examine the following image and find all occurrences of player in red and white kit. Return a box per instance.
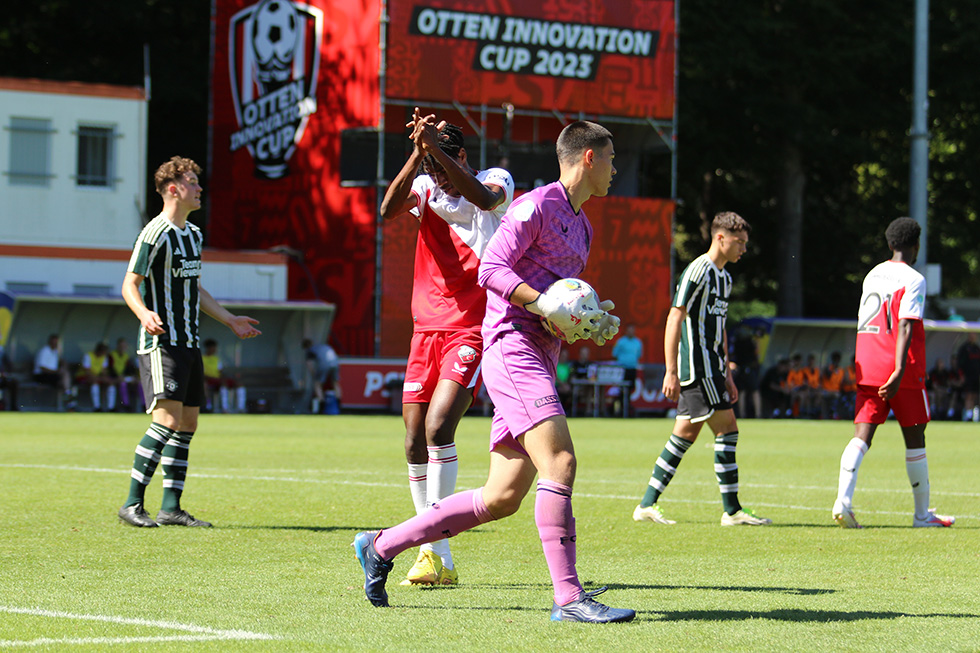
[379,109,514,585]
[833,217,954,528]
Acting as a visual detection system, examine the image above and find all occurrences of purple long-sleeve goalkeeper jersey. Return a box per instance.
[478,181,593,356]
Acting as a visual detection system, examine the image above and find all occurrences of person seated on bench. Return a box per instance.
[77,342,115,412]
[33,334,76,411]
[0,342,19,411]
[109,338,140,412]
[303,338,342,414]
[202,339,245,413]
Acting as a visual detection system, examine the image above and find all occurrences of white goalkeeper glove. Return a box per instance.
[526,292,602,344]
[591,299,621,346]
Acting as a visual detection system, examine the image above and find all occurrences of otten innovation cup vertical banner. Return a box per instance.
[210,0,380,355]
[227,0,323,179]
[387,0,675,119]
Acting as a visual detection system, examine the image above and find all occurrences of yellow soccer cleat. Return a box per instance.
[436,564,458,586]
[399,549,442,586]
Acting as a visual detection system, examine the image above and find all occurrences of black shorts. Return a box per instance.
[138,345,205,413]
[676,376,732,423]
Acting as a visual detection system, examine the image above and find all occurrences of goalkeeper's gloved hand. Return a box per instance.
[525,292,602,344]
[591,299,621,346]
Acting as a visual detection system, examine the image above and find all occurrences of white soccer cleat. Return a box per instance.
[720,508,772,526]
[913,509,955,528]
[632,503,676,525]
[832,503,863,529]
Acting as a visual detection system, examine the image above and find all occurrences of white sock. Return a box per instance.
[219,387,229,413]
[106,385,117,410]
[905,448,930,520]
[236,387,247,412]
[836,438,868,509]
[408,463,427,515]
[407,462,434,555]
[90,384,101,409]
[427,443,458,568]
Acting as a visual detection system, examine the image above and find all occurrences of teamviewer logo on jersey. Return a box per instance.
[227,0,323,179]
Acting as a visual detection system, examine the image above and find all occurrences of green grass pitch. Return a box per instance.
[1,413,978,651]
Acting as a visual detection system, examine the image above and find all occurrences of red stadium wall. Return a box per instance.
[380,195,674,363]
[209,0,380,355]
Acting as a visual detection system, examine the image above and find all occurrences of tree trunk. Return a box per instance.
[777,140,805,317]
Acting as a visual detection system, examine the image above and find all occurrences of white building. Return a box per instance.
[0,76,288,300]
[0,78,332,402]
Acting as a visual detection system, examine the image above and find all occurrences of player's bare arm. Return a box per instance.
[199,286,261,339]
[879,318,914,399]
[121,271,165,336]
[416,120,506,211]
[379,145,424,220]
[723,329,739,404]
[662,306,686,402]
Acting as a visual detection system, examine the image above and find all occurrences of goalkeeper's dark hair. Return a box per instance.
[710,211,751,235]
[556,121,613,166]
[885,217,920,251]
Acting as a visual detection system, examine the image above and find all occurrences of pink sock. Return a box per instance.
[535,479,583,606]
[374,488,494,560]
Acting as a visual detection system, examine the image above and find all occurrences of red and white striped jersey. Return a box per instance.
[409,167,514,332]
[855,260,927,389]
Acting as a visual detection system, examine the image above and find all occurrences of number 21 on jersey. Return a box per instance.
[858,291,894,334]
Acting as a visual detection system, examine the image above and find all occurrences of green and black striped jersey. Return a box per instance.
[127,215,203,353]
[673,253,731,385]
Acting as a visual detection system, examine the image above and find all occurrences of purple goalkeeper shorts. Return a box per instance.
[483,330,564,455]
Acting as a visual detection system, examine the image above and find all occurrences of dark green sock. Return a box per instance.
[160,431,194,512]
[640,434,692,507]
[714,431,742,515]
[125,423,174,507]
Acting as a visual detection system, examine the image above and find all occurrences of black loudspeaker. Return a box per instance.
[340,128,408,185]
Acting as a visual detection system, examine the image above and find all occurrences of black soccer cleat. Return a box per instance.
[352,531,394,607]
[155,509,212,527]
[118,503,159,528]
[550,587,636,623]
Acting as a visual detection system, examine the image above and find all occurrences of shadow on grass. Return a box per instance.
[220,525,373,533]
[219,524,502,534]
[647,608,980,622]
[389,603,978,623]
[482,582,835,596]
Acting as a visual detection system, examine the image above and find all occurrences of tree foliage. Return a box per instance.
[675,0,980,317]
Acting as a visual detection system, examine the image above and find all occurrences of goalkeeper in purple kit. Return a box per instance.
[353,121,633,623]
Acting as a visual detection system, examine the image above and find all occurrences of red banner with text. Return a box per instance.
[387,0,675,119]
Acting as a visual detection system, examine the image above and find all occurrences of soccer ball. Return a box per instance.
[251,0,299,84]
[539,278,600,342]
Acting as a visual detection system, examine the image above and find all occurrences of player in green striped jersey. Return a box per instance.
[117,156,261,528]
[633,212,771,526]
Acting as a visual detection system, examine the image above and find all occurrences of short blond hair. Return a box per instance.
[154,156,201,195]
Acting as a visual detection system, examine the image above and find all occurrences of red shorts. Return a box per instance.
[403,329,483,404]
[854,384,930,427]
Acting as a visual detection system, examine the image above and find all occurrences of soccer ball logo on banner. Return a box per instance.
[228,0,323,179]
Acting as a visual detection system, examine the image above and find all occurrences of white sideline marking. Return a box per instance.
[1,463,977,520]
[0,605,277,648]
